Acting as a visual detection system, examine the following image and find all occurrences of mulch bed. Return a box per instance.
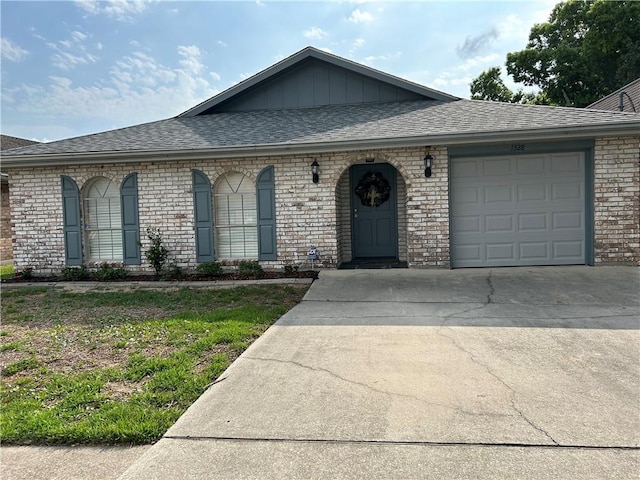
[1,270,319,283]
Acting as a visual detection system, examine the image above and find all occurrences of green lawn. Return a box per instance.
[0,264,14,279]
[0,285,308,445]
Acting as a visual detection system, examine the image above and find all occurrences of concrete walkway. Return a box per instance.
[3,267,639,479]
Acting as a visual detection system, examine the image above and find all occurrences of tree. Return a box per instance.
[470,0,640,107]
[470,67,548,104]
[470,67,514,102]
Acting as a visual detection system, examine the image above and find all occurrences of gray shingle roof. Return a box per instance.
[1,135,39,151]
[3,99,639,161]
[587,78,640,112]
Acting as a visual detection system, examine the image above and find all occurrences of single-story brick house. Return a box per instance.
[2,47,639,274]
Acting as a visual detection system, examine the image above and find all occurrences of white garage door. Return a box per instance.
[451,152,586,268]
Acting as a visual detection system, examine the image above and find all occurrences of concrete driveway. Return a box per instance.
[120,266,639,479]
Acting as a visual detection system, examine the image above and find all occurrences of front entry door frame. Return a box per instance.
[350,163,398,259]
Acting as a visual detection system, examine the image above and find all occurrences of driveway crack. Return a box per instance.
[486,271,495,304]
[242,356,512,420]
[435,328,559,446]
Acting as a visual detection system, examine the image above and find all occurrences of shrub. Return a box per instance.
[283,264,299,275]
[238,261,264,277]
[60,266,88,281]
[162,263,183,280]
[19,267,33,280]
[144,227,169,277]
[196,262,224,277]
[93,263,128,281]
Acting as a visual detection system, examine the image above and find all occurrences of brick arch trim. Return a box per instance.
[330,152,412,192]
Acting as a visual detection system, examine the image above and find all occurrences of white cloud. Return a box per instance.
[45,31,99,70]
[362,51,401,66]
[75,0,148,22]
[51,51,98,71]
[304,27,328,41]
[353,38,365,48]
[71,31,88,43]
[426,53,503,96]
[177,45,204,75]
[217,40,228,48]
[1,38,29,62]
[7,46,218,129]
[348,8,373,24]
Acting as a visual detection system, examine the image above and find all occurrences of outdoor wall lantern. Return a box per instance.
[424,147,433,178]
[311,159,320,183]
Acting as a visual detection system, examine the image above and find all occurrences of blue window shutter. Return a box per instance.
[120,173,141,265]
[192,169,215,262]
[60,175,83,266]
[257,166,277,261]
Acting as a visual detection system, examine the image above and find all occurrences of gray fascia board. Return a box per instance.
[179,47,458,117]
[2,122,638,168]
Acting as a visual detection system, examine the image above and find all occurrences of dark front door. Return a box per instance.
[350,163,398,259]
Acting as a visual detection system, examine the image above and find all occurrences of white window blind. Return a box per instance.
[215,172,258,259]
[83,177,123,261]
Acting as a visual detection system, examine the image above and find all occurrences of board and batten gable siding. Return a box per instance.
[214,58,425,113]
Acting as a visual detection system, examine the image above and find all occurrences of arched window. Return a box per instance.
[214,172,258,259]
[83,177,123,261]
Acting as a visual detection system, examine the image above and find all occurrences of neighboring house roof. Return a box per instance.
[2,48,639,168]
[1,135,39,182]
[1,134,39,151]
[587,78,640,112]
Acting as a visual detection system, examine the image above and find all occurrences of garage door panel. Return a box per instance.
[518,184,547,202]
[552,211,582,229]
[452,161,479,177]
[486,243,515,261]
[553,241,583,259]
[451,152,586,268]
[551,154,583,173]
[484,185,513,203]
[519,213,548,231]
[485,214,515,233]
[485,158,512,175]
[456,186,480,204]
[520,242,549,260]
[456,244,482,261]
[552,182,581,200]
[516,156,546,174]
[452,216,481,232]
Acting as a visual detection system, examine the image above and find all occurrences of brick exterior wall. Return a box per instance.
[1,181,12,261]
[594,136,640,265]
[6,136,638,274]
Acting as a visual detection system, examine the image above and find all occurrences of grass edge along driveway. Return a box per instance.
[0,284,309,445]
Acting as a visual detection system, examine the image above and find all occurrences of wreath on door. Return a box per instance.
[355,171,391,207]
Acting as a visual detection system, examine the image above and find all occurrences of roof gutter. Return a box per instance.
[2,122,639,168]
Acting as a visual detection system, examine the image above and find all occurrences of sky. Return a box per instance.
[1,0,557,143]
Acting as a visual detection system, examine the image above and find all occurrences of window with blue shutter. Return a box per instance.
[192,169,215,262]
[256,166,277,261]
[61,175,83,265]
[120,173,141,265]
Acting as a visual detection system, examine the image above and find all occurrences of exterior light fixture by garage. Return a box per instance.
[423,147,433,178]
[311,159,320,183]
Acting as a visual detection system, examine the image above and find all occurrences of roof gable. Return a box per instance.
[180,46,458,117]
